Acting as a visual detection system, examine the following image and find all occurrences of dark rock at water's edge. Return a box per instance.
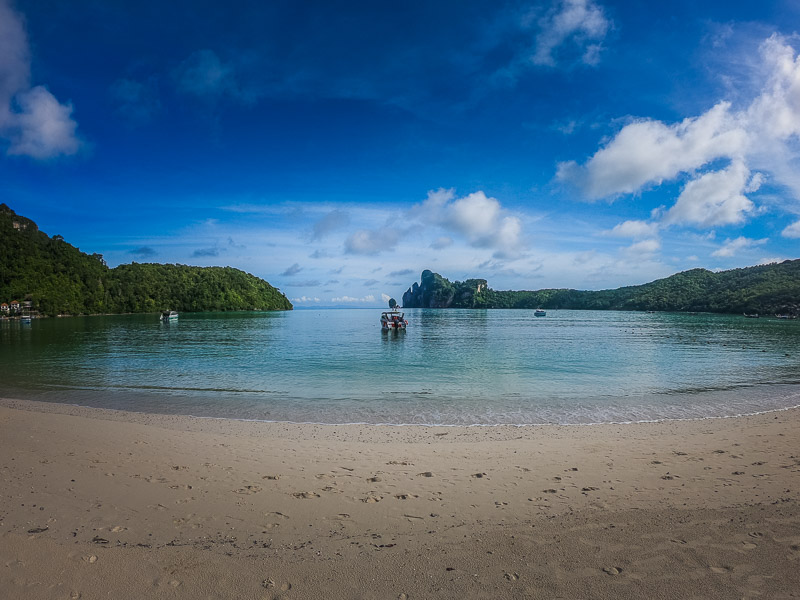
[401,263,800,315]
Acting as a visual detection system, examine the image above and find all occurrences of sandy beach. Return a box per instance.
[1,397,799,599]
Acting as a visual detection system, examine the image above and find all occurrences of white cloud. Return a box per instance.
[623,238,661,256]
[711,236,768,258]
[663,160,755,227]
[0,0,81,159]
[413,189,523,257]
[782,220,800,238]
[558,34,800,234]
[292,296,320,303]
[557,102,746,199]
[532,0,611,67]
[604,219,660,239]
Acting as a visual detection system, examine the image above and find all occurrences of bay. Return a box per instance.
[1,309,799,425]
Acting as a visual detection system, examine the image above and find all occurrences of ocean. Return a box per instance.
[1,308,799,425]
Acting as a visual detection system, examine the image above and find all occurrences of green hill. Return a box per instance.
[0,204,292,316]
[402,263,800,315]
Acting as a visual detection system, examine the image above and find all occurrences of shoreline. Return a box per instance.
[3,388,800,429]
[2,397,799,598]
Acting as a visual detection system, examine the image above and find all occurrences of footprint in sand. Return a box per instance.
[395,493,418,500]
[542,489,557,494]
[292,491,320,499]
[602,566,623,575]
[418,471,434,477]
[368,476,382,483]
[471,473,487,479]
[266,512,289,519]
[234,485,262,495]
[504,572,519,581]
[741,542,757,550]
[710,566,733,573]
[262,474,280,480]
[363,495,382,503]
[110,526,127,533]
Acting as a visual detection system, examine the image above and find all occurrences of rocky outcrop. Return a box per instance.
[402,270,488,308]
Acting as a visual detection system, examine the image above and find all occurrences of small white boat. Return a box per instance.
[534,309,546,317]
[381,310,408,330]
[160,310,178,322]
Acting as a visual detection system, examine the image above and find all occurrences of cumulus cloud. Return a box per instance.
[0,0,82,159]
[623,238,661,256]
[711,236,767,258]
[281,263,302,276]
[604,219,660,239]
[782,220,800,238]
[663,160,755,227]
[414,189,523,257]
[557,102,746,200]
[292,296,320,303]
[311,209,350,240]
[531,0,611,67]
[558,34,800,234]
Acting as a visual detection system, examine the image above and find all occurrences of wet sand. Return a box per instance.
[1,397,799,599]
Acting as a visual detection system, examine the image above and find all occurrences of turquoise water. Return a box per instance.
[1,309,799,425]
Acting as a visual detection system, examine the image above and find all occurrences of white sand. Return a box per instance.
[1,397,799,599]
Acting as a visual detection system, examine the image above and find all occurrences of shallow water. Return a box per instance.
[1,309,799,425]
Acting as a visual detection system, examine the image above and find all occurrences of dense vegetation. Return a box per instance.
[402,264,800,315]
[0,204,292,316]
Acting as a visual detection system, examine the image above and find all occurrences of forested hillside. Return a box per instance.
[402,263,800,315]
[0,204,292,316]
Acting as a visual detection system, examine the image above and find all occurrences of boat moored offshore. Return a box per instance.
[381,310,408,330]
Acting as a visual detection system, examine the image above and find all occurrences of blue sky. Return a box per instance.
[2,0,799,306]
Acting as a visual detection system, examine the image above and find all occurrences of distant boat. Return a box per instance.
[743,313,759,318]
[381,310,408,331]
[160,310,178,322]
[534,309,546,317]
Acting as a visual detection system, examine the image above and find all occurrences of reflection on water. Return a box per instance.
[0,309,799,425]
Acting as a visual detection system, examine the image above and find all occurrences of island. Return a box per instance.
[402,265,800,315]
[0,204,292,316]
